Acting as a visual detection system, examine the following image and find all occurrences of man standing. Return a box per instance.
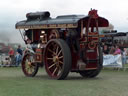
[16,45,23,66]
[17,45,23,56]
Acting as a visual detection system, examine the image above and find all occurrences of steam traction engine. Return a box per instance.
[15,9,109,80]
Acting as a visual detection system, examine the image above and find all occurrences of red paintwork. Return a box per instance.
[88,9,98,19]
[35,48,43,63]
[33,30,40,41]
[71,51,79,70]
[84,46,98,69]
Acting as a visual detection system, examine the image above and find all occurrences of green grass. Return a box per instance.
[124,64,128,67]
[0,67,128,96]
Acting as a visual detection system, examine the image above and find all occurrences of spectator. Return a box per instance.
[17,45,23,56]
[8,47,15,65]
[103,45,109,55]
[122,48,127,65]
[109,46,115,54]
[113,46,121,55]
[16,45,23,66]
[15,52,22,67]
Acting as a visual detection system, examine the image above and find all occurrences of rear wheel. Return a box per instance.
[22,53,39,77]
[79,46,103,78]
[44,39,71,80]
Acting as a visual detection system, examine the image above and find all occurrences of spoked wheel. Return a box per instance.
[22,53,39,77]
[44,39,71,80]
[79,46,103,78]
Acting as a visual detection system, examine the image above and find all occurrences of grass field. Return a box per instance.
[0,67,128,96]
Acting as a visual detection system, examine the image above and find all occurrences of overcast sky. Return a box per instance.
[0,0,128,43]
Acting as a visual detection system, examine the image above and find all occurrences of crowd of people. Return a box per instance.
[8,45,23,67]
[103,45,128,65]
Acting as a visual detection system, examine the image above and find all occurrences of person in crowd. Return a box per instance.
[113,45,121,55]
[16,45,23,66]
[109,46,115,54]
[103,45,109,55]
[122,48,127,65]
[17,45,23,56]
[8,47,15,65]
[15,52,22,67]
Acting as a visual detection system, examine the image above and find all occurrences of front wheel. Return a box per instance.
[22,53,39,77]
[44,39,72,80]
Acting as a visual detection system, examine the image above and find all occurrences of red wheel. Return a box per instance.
[44,39,71,80]
[22,53,39,77]
[79,46,103,78]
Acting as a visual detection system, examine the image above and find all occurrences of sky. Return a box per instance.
[0,0,128,43]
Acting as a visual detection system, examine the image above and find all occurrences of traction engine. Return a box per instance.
[15,9,109,80]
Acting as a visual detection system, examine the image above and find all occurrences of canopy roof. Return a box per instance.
[16,11,109,29]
